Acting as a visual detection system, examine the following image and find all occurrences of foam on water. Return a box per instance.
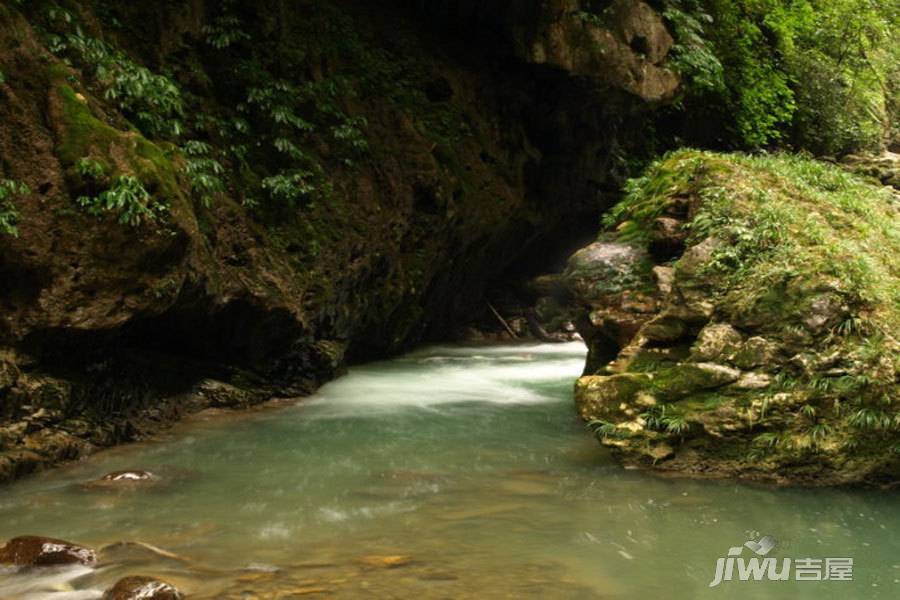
[0,566,100,600]
[305,342,587,415]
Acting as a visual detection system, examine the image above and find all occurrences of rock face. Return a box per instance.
[0,0,671,481]
[417,0,680,102]
[568,151,900,486]
[0,536,96,567]
[103,576,183,600]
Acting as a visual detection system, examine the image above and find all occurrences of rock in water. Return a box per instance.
[103,576,184,600]
[101,470,155,482]
[358,555,413,568]
[0,536,96,567]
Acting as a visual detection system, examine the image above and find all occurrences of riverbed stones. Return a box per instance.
[358,555,413,568]
[0,536,96,567]
[103,576,184,600]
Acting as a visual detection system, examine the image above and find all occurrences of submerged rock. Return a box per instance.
[101,470,155,482]
[358,555,413,568]
[82,470,158,491]
[0,536,96,567]
[103,576,183,600]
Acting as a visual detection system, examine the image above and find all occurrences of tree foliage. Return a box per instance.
[665,0,899,153]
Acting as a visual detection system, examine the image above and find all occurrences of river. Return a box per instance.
[0,342,897,598]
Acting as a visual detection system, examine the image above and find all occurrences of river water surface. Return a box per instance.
[0,343,897,599]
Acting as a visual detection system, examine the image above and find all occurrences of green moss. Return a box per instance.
[611,150,900,336]
[50,68,184,221]
[54,81,122,167]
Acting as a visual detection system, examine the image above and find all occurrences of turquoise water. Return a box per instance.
[0,343,897,599]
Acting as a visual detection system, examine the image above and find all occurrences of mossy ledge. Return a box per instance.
[566,150,900,486]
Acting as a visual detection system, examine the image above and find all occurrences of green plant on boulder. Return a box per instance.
[45,9,183,139]
[572,149,899,485]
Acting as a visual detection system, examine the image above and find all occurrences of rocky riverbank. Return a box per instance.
[565,150,900,486]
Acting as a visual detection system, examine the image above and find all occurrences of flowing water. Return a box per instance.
[0,343,897,599]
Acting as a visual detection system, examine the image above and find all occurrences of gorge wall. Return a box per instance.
[0,0,680,480]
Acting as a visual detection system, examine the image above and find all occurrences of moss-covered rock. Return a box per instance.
[571,150,900,486]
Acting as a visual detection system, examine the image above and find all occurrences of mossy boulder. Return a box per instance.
[572,150,900,486]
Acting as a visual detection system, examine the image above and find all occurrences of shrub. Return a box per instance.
[45,9,183,139]
[665,0,898,153]
[0,179,29,237]
[181,141,225,207]
[77,175,164,226]
[75,157,107,180]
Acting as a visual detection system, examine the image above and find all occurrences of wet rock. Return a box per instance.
[195,379,266,408]
[0,536,96,567]
[22,429,90,463]
[575,373,650,421]
[103,576,184,600]
[102,470,155,482]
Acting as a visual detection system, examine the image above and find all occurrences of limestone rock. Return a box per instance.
[653,363,741,398]
[575,373,650,421]
[564,242,653,302]
[641,313,687,342]
[732,372,772,390]
[690,323,743,362]
[733,336,778,370]
[675,237,722,282]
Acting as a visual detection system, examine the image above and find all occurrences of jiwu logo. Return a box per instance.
[708,535,853,587]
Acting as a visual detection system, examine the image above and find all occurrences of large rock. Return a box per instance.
[567,150,900,487]
[419,0,680,101]
[564,242,653,302]
[0,536,96,567]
